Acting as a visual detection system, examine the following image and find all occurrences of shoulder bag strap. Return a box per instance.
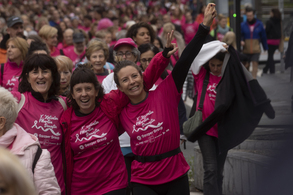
[17,94,25,113]
[57,97,67,111]
[198,70,210,110]
[32,145,42,174]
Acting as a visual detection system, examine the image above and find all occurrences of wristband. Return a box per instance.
[200,23,210,31]
[162,47,173,58]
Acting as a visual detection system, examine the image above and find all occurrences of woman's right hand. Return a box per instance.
[203,3,217,27]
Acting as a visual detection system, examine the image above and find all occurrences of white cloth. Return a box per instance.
[191,40,227,75]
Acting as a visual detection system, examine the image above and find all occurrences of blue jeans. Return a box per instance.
[198,134,228,195]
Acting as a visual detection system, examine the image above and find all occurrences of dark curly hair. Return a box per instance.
[113,60,142,87]
[67,66,104,110]
[18,54,60,97]
[126,22,156,44]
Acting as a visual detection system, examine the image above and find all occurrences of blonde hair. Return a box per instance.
[6,37,29,61]
[0,87,18,131]
[86,39,109,61]
[38,25,57,40]
[35,17,49,31]
[54,55,74,72]
[95,31,106,39]
[218,14,227,21]
[162,22,175,37]
[0,148,37,195]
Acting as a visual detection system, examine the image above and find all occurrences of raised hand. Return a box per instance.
[203,3,217,27]
[166,30,179,58]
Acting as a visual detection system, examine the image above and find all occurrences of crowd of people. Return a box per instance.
[0,0,285,195]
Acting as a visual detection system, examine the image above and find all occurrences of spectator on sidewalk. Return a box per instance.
[210,14,233,41]
[264,8,282,74]
[0,16,24,64]
[0,87,61,194]
[241,7,268,79]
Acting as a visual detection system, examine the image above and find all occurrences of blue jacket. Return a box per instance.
[241,19,268,51]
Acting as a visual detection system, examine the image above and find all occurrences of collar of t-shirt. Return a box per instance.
[95,68,110,76]
[131,92,149,105]
[31,89,58,103]
[74,107,96,117]
[7,59,24,67]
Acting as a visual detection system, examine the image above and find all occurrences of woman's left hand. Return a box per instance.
[166,30,178,58]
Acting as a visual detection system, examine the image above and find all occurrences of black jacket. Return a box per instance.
[187,46,275,153]
[266,17,281,40]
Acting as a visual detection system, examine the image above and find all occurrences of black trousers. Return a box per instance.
[264,45,279,74]
[132,174,190,195]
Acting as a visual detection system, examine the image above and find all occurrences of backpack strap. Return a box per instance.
[32,145,42,174]
[57,97,67,111]
[60,49,64,55]
[17,94,25,113]
[198,71,210,110]
[1,63,4,85]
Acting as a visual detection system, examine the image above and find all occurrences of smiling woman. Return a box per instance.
[12,54,66,194]
[0,37,28,92]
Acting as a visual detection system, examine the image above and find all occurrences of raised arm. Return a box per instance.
[143,31,178,90]
[172,3,217,93]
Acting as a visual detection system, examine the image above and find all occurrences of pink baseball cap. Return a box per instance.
[113,38,137,50]
[97,18,114,31]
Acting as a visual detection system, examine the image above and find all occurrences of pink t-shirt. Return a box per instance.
[96,69,112,83]
[70,107,128,194]
[0,60,23,92]
[78,25,91,33]
[182,22,199,44]
[119,75,189,185]
[13,91,65,194]
[51,47,61,57]
[63,47,86,66]
[193,67,221,138]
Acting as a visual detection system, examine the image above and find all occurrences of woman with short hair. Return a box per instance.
[39,25,60,57]
[0,87,60,194]
[0,37,28,92]
[0,147,37,195]
[86,39,112,83]
[54,55,73,96]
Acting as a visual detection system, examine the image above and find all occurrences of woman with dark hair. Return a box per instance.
[153,37,164,50]
[190,40,227,195]
[12,54,66,194]
[59,32,177,195]
[126,22,156,47]
[113,4,216,195]
[264,8,282,74]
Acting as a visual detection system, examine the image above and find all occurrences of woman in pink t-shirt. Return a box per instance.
[86,39,112,83]
[0,37,28,92]
[14,54,66,194]
[112,4,216,194]
[192,52,227,195]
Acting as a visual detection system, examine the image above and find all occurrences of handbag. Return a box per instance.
[183,70,209,137]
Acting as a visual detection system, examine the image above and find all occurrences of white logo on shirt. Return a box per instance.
[132,110,163,133]
[31,115,60,136]
[75,120,107,142]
